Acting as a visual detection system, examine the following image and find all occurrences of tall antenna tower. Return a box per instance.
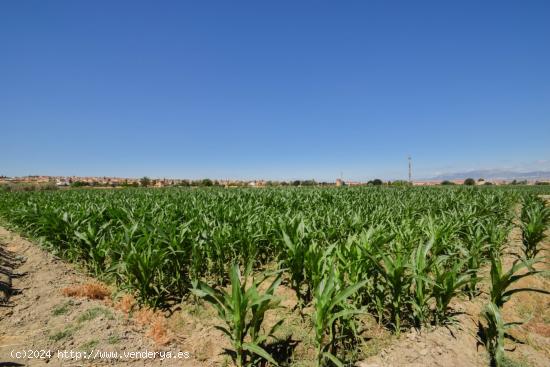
[408,156,412,183]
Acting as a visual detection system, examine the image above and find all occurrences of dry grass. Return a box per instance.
[147,317,171,346]
[133,307,171,346]
[114,294,136,315]
[61,282,111,300]
[133,308,154,325]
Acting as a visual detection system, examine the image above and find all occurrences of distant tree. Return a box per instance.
[292,180,301,186]
[140,176,151,187]
[441,180,455,186]
[71,181,89,187]
[391,180,411,187]
[483,181,493,185]
[301,180,316,186]
[131,182,139,187]
[535,181,550,185]
[371,179,383,186]
[151,179,157,186]
[201,178,213,187]
[464,178,476,186]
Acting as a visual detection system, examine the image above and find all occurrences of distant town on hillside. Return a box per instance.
[1,173,550,189]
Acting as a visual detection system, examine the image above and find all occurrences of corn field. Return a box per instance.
[0,186,548,365]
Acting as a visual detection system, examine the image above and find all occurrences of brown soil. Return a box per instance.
[0,227,222,366]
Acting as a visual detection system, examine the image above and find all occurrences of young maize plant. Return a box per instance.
[520,195,549,259]
[478,255,550,366]
[279,217,310,305]
[367,245,411,333]
[431,256,470,325]
[191,264,283,367]
[334,226,390,318]
[312,270,366,367]
[489,256,550,309]
[479,302,522,367]
[409,239,435,327]
[303,241,332,304]
[461,224,489,299]
[120,238,169,308]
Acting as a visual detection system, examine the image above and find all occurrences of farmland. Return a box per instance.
[0,186,549,366]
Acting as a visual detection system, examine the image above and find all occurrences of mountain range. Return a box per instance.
[430,170,550,181]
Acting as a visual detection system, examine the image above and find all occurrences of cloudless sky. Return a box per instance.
[1,0,549,181]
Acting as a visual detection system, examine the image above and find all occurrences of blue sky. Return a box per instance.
[1,1,549,181]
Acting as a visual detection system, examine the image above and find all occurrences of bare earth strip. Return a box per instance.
[0,226,209,366]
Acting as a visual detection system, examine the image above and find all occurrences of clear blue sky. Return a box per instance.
[1,1,549,181]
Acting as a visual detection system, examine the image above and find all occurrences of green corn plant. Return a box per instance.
[368,246,411,333]
[479,302,522,367]
[421,215,460,256]
[303,242,331,303]
[279,217,309,305]
[489,256,550,308]
[409,240,435,327]
[191,264,282,367]
[521,211,546,259]
[520,198,549,259]
[461,225,489,299]
[74,221,112,275]
[485,220,509,259]
[481,255,550,367]
[432,256,470,325]
[335,227,391,314]
[119,237,169,307]
[312,270,366,367]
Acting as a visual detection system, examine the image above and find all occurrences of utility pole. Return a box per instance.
[408,156,412,184]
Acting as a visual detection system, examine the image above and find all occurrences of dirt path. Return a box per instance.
[0,227,202,366]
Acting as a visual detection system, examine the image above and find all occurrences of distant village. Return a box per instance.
[0,175,549,189]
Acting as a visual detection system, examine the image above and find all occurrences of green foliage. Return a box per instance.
[2,185,550,366]
[432,256,470,325]
[390,180,411,187]
[71,181,90,187]
[312,271,366,367]
[140,176,151,187]
[489,256,549,309]
[191,264,283,367]
[481,254,550,366]
[480,302,514,367]
[368,179,383,186]
[441,180,456,185]
[520,195,550,259]
[464,178,476,186]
